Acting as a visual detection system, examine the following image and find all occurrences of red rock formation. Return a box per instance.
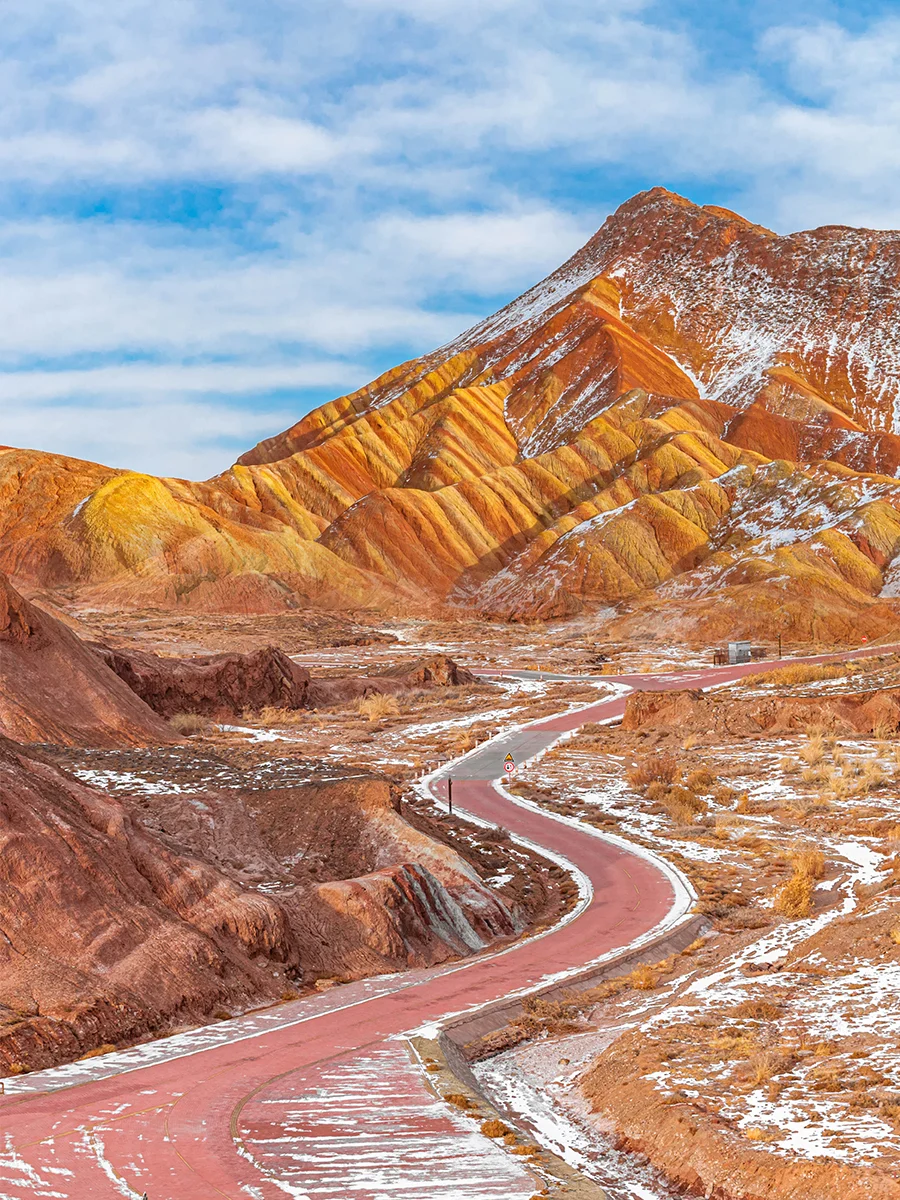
[0,571,175,746]
[0,742,515,1073]
[95,644,476,719]
[0,735,298,1071]
[93,643,312,719]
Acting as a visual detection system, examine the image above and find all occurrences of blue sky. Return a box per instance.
[2,0,899,478]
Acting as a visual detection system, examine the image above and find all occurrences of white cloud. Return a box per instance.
[0,2,898,477]
[2,396,299,480]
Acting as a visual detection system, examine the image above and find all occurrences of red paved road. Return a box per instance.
[0,652,888,1198]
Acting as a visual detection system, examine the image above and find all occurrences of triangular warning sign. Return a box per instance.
[504,753,514,763]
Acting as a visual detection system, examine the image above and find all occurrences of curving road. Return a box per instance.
[0,652,887,1198]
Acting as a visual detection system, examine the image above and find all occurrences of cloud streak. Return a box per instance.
[0,1,897,474]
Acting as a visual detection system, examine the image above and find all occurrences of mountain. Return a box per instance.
[3,187,900,641]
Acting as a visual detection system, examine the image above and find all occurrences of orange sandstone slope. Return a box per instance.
[3,188,900,637]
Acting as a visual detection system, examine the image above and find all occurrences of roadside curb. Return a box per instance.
[439,911,708,1063]
[407,1033,609,1200]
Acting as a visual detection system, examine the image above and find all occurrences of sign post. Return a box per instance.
[447,776,452,815]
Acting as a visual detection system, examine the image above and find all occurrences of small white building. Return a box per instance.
[728,641,752,664]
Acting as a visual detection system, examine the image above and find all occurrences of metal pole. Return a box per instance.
[447,776,453,816]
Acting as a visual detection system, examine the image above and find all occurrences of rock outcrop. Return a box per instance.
[0,741,515,1074]
[94,643,312,720]
[0,571,175,746]
[622,687,900,737]
[0,735,298,1072]
[94,645,476,719]
[5,190,900,637]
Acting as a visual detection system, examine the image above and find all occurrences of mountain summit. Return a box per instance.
[3,189,900,641]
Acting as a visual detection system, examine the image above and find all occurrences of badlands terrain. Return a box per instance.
[3,188,900,1198]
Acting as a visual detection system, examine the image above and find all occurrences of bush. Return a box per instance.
[743,663,847,688]
[789,846,825,879]
[169,712,210,735]
[78,1043,116,1060]
[626,754,681,789]
[256,706,305,726]
[357,693,400,722]
[686,767,716,792]
[480,1119,509,1138]
[628,963,658,990]
[774,872,815,918]
[800,736,825,767]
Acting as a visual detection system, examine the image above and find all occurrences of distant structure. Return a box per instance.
[713,642,767,665]
[728,641,752,664]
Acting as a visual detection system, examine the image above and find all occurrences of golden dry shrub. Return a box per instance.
[749,1050,783,1086]
[856,760,887,793]
[789,845,825,879]
[686,767,716,792]
[169,712,209,735]
[800,735,825,767]
[628,963,658,990]
[357,692,400,722]
[78,1043,117,1060]
[480,1119,509,1138]
[645,780,669,803]
[626,754,681,790]
[774,872,815,918]
[669,784,707,814]
[662,797,696,826]
[743,664,846,688]
[257,705,305,726]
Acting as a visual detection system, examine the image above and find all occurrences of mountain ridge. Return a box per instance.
[3,187,900,641]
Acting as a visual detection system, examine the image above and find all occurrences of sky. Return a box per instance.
[2,0,899,479]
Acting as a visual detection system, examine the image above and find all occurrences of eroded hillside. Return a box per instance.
[4,189,900,641]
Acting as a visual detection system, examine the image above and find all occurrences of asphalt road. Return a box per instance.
[0,649,891,1198]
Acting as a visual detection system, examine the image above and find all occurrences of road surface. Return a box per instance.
[0,652,888,1198]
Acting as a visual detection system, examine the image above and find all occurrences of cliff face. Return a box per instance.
[0,570,176,746]
[4,189,900,635]
[0,741,515,1073]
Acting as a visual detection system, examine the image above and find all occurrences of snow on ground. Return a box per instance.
[486,722,900,1171]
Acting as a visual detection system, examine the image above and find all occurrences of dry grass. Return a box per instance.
[78,1043,116,1060]
[774,872,815,918]
[742,663,848,688]
[682,733,700,750]
[357,692,400,722]
[628,963,658,990]
[800,735,825,766]
[686,767,716,792]
[749,1050,783,1086]
[626,754,681,789]
[734,999,782,1021]
[480,1119,509,1138]
[255,705,305,726]
[889,926,900,946]
[790,846,825,879]
[169,712,210,735]
[856,760,887,794]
